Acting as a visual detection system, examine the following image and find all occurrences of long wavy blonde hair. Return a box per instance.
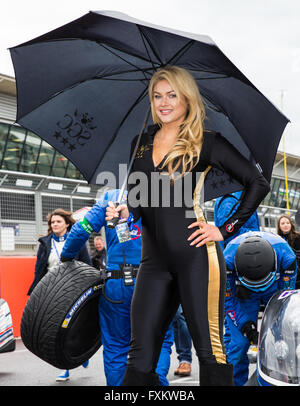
[148,66,206,177]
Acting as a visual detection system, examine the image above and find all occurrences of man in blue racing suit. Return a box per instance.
[214,190,260,250]
[61,189,174,386]
[224,230,297,386]
[214,190,261,360]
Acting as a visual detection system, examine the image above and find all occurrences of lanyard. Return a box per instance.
[52,238,62,264]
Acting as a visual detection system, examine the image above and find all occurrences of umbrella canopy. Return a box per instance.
[9,10,289,201]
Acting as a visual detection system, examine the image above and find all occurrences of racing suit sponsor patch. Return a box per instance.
[226,219,238,233]
[79,217,94,235]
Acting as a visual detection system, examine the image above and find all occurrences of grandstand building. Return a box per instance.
[0,73,299,254]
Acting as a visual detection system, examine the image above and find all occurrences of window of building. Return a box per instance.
[290,183,300,210]
[0,122,9,161]
[36,140,55,176]
[19,132,42,173]
[2,125,27,171]
[267,178,281,208]
[0,122,84,180]
[51,151,69,178]
[66,160,83,180]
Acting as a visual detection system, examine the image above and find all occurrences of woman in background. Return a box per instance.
[277,214,300,288]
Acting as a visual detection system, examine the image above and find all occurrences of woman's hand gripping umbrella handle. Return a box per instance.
[106,201,129,228]
[106,106,151,229]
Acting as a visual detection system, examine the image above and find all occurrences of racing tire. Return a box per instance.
[21,260,102,369]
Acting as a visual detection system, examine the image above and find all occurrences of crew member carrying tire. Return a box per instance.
[61,188,174,386]
[26,208,92,382]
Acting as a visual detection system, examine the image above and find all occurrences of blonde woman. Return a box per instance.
[106,66,270,386]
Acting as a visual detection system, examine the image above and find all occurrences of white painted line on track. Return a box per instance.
[169,377,199,384]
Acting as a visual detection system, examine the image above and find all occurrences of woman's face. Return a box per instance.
[51,215,68,237]
[279,217,292,234]
[153,79,188,127]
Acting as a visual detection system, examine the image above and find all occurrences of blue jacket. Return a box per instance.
[214,191,260,249]
[224,230,297,331]
[62,189,142,270]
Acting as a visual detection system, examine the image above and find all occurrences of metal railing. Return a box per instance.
[0,170,105,255]
[0,169,297,255]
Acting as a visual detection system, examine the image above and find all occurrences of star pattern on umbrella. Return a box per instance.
[53,131,61,139]
[51,110,97,153]
[68,143,76,151]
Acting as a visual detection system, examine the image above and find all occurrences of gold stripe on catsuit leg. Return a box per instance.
[193,165,227,364]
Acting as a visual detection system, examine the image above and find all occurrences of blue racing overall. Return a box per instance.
[214,190,261,356]
[214,190,260,250]
[224,230,297,385]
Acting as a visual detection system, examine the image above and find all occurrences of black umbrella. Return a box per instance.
[9,10,289,202]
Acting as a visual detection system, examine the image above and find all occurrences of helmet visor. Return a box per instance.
[258,290,300,385]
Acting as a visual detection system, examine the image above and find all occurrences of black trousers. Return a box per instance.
[126,236,227,374]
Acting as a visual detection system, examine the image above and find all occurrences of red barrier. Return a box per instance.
[0,257,35,337]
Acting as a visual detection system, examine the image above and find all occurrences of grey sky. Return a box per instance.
[1,0,299,155]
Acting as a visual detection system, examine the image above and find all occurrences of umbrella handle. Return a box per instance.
[107,202,120,229]
[108,106,151,229]
[116,106,151,204]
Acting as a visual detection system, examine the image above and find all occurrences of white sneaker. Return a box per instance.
[56,370,70,381]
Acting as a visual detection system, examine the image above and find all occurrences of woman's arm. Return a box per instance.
[188,133,270,247]
[209,134,270,240]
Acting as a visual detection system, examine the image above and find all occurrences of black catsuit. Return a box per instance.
[125,125,270,379]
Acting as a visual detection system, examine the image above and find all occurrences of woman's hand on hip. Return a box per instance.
[187,221,224,247]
